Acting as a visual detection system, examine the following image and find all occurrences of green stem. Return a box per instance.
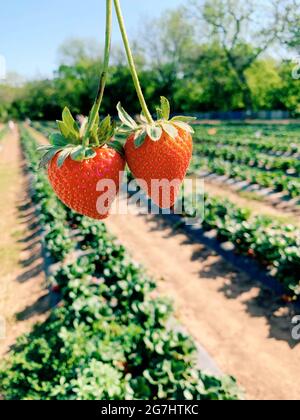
[113,0,153,124]
[83,0,112,146]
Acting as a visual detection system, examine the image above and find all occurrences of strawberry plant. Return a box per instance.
[184,193,300,297]
[0,127,242,401]
[0,126,8,141]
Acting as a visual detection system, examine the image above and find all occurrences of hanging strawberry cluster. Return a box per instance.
[39,0,195,218]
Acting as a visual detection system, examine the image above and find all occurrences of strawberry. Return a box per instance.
[117,98,194,208]
[39,106,125,219]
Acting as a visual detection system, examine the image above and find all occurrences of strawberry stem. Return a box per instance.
[113,0,154,125]
[83,0,112,147]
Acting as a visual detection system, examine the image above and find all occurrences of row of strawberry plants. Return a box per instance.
[194,124,300,144]
[190,157,300,199]
[183,194,300,298]
[0,127,241,400]
[194,126,300,155]
[193,143,299,175]
[0,125,8,141]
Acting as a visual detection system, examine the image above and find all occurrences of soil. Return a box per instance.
[0,127,49,356]
[104,197,300,400]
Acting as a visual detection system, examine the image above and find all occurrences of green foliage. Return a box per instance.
[0,126,242,401]
[1,29,299,122]
[183,193,300,297]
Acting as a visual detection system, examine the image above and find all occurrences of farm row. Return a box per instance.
[32,121,300,299]
[0,127,241,400]
[33,121,300,199]
[0,126,8,141]
[192,125,300,199]
[183,195,300,298]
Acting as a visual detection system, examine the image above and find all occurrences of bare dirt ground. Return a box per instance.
[104,198,300,400]
[0,128,49,356]
[27,125,48,145]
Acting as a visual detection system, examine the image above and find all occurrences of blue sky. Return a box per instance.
[0,0,184,79]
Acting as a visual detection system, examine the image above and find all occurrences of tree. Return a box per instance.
[137,9,196,101]
[188,0,294,109]
[285,1,300,52]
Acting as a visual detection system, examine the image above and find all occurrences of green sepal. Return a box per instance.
[171,120,195,134]
[134,131,147,148]
[117,102,138,130]
[70,145,86,161]
[161,122,178,139]
[57,147,74,168]
[115,97,195,144]
[160,97,170,120]
[146,125,162,141]
[156,107,163,120]
[98,115,116,145]
[109,141,125,157]
[84,148,97,159]
[171,115,196,123]
[56,107,80,142]
[39,148,61,169]
[49,133,69,147]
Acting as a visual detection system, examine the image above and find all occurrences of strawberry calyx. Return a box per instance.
[117,97,196,149]
[39,106,124,169]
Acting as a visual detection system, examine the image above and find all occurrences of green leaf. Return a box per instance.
[117,102,137,129]
[146,124,162,142]
[171,121,194,134]
[160,97,170,120]
[171,115,196,123]
[39,148,61,169]
[49,133,69,147]
[134,131,147,148]
[57,148,73,168]
[161,122,178,139]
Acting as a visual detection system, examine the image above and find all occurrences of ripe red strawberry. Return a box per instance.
[117,98,194,208]
[39,107,125,219]
[48,146,125,219]
[125,128,192,208]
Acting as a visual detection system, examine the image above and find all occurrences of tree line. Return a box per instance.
[0,0,299,121]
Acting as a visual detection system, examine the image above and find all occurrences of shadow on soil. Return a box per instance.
[143,212,300,349]
[16,292,51,321]
[13,171,52,320]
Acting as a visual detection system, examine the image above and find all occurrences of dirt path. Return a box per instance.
[0,127,49,356]
[26,125,48,145]
[104,199,300,400]
[202,178,300,227]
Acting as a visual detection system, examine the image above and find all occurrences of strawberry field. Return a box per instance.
[1,0,300,403]
[0,127,241,400]
[32,120,300,299]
